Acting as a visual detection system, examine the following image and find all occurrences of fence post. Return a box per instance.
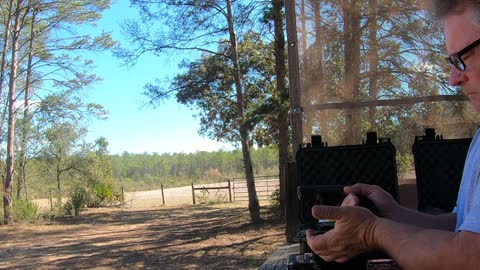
[49,191,53,211]
[161,184,165,206]
[191,182,196,205]
[266,178,270,196]
[232,178,236,202]
[228,179,232,203]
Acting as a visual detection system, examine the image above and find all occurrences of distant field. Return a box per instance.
[33,180,279,209]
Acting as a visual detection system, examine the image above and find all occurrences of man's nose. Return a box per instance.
[449,67,467,86]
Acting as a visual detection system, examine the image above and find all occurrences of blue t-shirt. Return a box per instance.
[455,128,480,232]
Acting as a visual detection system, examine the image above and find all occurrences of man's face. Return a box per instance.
[445,8,480,112]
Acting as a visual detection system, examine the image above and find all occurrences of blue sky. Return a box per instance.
[82,0,235,155]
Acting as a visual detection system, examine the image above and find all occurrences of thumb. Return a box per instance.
[312,205,345,221]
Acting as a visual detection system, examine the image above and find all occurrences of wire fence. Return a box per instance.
[232,175,280,202]
[33,176,280,209]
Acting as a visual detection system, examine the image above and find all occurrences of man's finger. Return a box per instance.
[344,183,376,197]
[311,205,345,221]
[341,193,359,207]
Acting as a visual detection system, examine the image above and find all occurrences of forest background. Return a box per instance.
[2,0,480,225]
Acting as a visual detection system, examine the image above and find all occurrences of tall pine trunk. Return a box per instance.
[312,0,326,137]
[226,0,260,224]
[300,0,313,140]
[4,0,23,224]
[272,0,288,221]
[18,8,37,200]
[343,0,362,144]
[368,0,379,127]
[0,0,13,176]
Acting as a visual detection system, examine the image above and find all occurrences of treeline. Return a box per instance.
[22,146,279,198]
[111,147,279,191]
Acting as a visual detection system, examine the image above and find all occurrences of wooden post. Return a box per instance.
[121,186,125,199]
[161,184,165,206]
[49,191,53,211]
[191,182,196,205]
[232,179,236,202]
[266,177,270,196]
[285,0,303,155]
[285,162,298,243]
[228,180,232,203]
[280,166,286,222]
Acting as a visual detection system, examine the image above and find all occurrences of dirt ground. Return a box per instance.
[0,203,286,270]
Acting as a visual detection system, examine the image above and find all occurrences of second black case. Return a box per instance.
[412,128,472,213]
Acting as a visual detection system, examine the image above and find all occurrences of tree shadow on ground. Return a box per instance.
[0,204,285,270]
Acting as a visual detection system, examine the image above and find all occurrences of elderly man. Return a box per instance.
[306,1,480,269]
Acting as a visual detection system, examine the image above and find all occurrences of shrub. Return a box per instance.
[269,188,281,211]
[196,189,210,204]
[195,189,228,205]
[42,211,56,222]
[87,180,125,208]
[64,186,88,216]
[13,199,41,224]
[88,180,113,207]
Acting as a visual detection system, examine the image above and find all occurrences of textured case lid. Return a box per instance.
[412,132,471,212]
[296,139,399,200]
[295,134,399,229]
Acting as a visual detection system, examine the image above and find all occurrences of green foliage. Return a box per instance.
[25,147,280,198]
[62,179,125,216]
[195,189,228,205]
[195,189,210,204]
[88,180,113,207]
[1,0,113,225]
[62,201,75,216]
[269,188,281,212]
[42,211,56,222]
[64,186,89,216]
[13,199,41,224]
[110,147,279,191]
[397,152,414,173]
[87,180,124,208]
[169,32,276,145]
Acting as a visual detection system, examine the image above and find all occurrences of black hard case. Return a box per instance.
[290,133,400,270]
[295,133,399,228]
[412,129,472,213]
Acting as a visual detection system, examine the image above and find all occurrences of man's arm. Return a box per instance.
[386,205,456,231]
[306,205,478,269]
[343,184,457,231]
[375,218,479,270]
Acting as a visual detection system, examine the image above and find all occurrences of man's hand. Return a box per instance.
[306,205,379,262]
[342,184,399,218]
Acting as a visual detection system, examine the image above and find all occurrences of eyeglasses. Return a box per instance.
[446,38,480,71]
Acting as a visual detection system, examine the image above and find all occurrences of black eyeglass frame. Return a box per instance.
[446,38,480,71]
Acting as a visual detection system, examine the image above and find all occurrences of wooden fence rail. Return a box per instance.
[191,180,232,204]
